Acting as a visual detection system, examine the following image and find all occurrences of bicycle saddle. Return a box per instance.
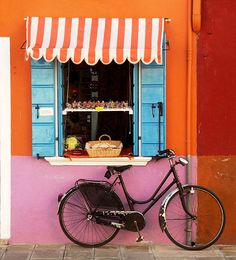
[108,165,132,173]
[105,165,132,179]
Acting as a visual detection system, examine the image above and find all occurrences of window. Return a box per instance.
[61,61,133,154]
[31,54,166,158]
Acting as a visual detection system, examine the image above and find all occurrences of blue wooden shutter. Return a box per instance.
[31,59,56,157]
[57,62,64,156]
[133,64,139,156]
[141,57,166,156]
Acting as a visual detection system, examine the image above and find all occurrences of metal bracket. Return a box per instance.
[151,104,156,118]
[157,102,163,151]
[35,104,40,119]
[163,40,171,51]
[158,102,163,116]
[20,40,26,50]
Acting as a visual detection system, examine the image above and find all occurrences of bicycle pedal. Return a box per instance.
[136,236,144,242]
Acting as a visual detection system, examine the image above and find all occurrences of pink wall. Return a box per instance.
[11,156,194,244]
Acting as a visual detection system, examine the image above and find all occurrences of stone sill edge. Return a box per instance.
[45,156,152,166]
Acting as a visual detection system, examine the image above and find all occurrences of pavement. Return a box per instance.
[0,243,236,260]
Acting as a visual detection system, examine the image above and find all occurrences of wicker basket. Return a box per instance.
[85,134,123,157]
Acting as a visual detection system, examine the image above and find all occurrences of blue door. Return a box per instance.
[31,59,56,157]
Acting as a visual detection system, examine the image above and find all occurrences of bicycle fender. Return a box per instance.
[57,186,77,214]
[57,181,106,213]
[158,184,190,231]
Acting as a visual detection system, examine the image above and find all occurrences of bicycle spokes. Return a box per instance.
[59,183,124,247]
[163,185,225,250]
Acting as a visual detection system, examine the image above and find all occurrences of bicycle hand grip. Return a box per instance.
[158,149,175,157]
[158,149,169,155]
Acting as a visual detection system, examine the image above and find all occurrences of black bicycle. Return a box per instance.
[58,149,225,250]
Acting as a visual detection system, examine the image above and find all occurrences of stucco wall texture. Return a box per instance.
[197,0,236,243]
[11,156,191,244]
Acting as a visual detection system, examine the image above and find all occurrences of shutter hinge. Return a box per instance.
[36,153,44,160]
[138,136,141,140]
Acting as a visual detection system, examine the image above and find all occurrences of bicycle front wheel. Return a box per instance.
[162,185,225,250]
[58,182,124,247]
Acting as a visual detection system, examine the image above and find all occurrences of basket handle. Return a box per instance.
[99,134,111,141]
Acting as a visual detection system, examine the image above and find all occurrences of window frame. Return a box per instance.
[31,50,166,164]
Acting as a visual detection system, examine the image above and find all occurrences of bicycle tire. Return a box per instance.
[58,182,124,247]
[161,185,225,250]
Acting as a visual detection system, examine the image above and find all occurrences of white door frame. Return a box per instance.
[0,37,11,243]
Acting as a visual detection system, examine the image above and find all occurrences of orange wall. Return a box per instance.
[0,0,190,156]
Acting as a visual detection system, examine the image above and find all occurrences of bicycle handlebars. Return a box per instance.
[153,149,176,162]
[104,149,186,178]
[158,149,175,157]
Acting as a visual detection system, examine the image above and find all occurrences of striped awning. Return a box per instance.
[26,17,164,65]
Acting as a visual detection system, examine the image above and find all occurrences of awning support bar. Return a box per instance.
[164,18,171,22]
[24,17,171,22]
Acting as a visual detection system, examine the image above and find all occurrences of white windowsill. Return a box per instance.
[63,107,133,115]
[45,156,152,166]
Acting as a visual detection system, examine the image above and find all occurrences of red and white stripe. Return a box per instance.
[26,17,164,65]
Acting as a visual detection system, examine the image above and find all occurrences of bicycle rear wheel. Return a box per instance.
[58,182,124,247]
[162,185,225,250]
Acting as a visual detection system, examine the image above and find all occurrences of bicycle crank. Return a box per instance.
[123,211,146,232]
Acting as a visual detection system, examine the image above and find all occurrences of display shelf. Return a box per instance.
[63,107,133,115]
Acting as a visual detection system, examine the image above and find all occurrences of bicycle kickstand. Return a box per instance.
[134,221,144,242]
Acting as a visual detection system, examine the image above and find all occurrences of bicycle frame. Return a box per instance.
[58,148,225,249]
[109,159,195,218]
